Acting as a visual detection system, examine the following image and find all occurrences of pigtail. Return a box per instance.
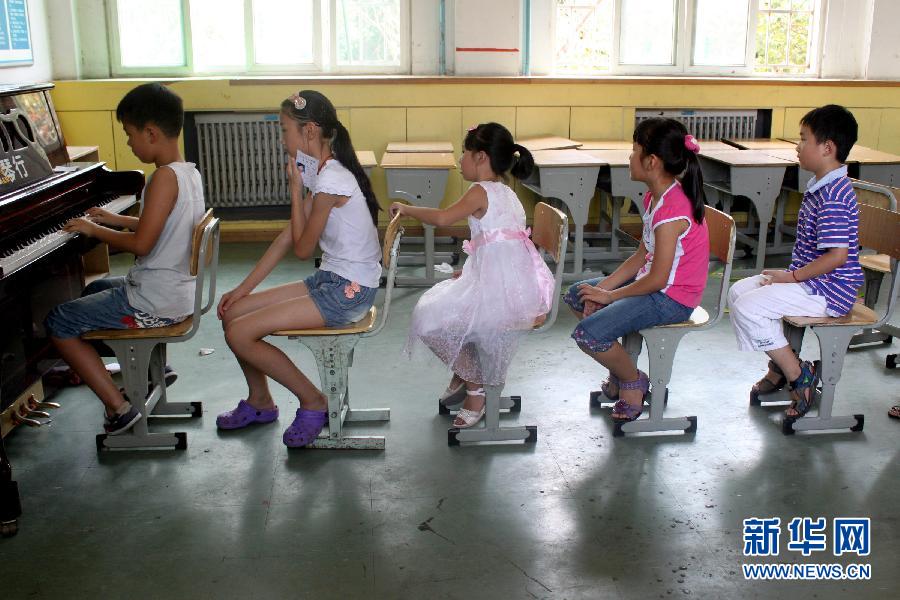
[681,152,706,224]
[509,143,534,180]
[329,121,380,225]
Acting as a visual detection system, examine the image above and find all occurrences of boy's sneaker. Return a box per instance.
[104,403,141,435]
[164,366,178,387]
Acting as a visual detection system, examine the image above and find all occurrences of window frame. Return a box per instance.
[107,0,409,77]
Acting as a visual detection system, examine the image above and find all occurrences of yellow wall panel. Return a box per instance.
[349,107,406,221]
[56,111,117,167]
[461,107,517,138]
[783,107,815,137]
[570,107,627,141]
[878,109,900,154]
[516,107,570,139]
[849,108,882,148]
[407,107,463,151]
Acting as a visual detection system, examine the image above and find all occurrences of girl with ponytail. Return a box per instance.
[391,122,554,429]
[564,117,710,423]
[215,90,382,447]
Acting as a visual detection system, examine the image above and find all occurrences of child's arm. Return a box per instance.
[579,220,688,305]
[761,247,848,285]
[291,192,341,260]
[85,207,140,230]
[595,244,648,290]
[217,224,293,318]
[389,184,488,227]
[62,167,178,256]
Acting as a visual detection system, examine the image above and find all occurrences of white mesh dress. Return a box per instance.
[405,180,554,386]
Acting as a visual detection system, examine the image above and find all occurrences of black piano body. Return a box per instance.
[0,83,144,537]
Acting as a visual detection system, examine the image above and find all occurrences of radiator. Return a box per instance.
[194,113,289,208]
[635,109,759,140]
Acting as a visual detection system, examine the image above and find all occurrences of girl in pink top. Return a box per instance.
[564,118,709,423]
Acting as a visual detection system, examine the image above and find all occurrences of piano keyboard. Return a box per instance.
[0,195,137,277]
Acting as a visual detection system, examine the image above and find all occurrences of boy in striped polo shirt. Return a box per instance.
[729,105,863,419]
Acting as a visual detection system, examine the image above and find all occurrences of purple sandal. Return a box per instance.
[216,400,279,430]
[601,373,620,401]
[611,371,650,422]
[282,408,328,448]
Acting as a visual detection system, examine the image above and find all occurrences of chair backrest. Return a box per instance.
[531,201,569,333]
[859,203,900,259]
[851,179,898,212]
[858,203,900,330]
[702,205,737,330]
[191,209,216,276]
[363,213,404,338]
[177,210,220,342]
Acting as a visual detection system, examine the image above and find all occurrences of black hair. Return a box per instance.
[463,122,534,181]
[800,104,858,163]
[281,90,379,225]
[633,117,705,224]
[115,83,184,138]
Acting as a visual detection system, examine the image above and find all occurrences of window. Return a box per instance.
[554,0,615,74]
[550,0,822,76]
[109,0,407,76]
[754,0,817,74]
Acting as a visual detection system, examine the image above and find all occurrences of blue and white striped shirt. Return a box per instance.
[790,166,864,316]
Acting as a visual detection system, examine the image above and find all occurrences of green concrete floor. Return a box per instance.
[1,243,898,599]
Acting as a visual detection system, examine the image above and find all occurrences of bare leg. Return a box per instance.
[51,337,126,415]
[765,345,801,382]
[221,282,310,410]
[224,295,328,411]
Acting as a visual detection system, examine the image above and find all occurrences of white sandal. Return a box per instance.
[452,388,486,429]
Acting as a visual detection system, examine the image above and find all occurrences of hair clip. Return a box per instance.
[290,93,306,111]
[684,134,700,154]
[466,124,478,133]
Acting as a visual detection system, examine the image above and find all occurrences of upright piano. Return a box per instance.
[0,83,144,537]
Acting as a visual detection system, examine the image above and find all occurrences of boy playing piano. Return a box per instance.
[44,83,206,435]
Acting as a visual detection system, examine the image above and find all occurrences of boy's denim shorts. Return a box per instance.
[563,276,694,352]
[44,277,185,340]
[304,270,377,327]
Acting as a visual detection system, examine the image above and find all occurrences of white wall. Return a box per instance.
[865,0,900,79]
[0,0,52,85]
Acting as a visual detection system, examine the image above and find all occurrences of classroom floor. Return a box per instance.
[1,243,898,600]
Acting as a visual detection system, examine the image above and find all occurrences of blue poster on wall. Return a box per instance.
[0,0,33,67]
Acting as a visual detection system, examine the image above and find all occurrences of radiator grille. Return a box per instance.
[194,113,288,208]
[635,109,759,140]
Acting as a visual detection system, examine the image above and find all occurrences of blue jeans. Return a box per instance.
[303,270,377,327]
[44,277,183,339]
[564,277,693,352]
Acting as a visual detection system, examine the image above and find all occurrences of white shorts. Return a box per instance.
[728,274,828,352]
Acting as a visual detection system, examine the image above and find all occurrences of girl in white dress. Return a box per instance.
[390,123,554,428]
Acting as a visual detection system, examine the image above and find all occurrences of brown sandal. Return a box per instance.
[750,360,787,404]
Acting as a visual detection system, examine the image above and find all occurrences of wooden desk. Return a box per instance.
[385,141,454,153]
[518,136,582,152]
[698,149,792,273]
[847,146,900,186]
[725,138,797,150]
[67,145,100,162]
[697,140,736,151]
[380,150,457,286]
[522,149,605,279]
[577,140,633,151]
[356,150,376,176]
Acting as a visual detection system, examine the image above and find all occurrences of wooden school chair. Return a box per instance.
[594,206,736,437]
[773,203,900,435]
[442,202,568,445]
[270,214,404,450]
[848,180,899,355]
[84,209,220,451]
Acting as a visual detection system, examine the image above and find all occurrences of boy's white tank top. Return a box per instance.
[126,162,206,319]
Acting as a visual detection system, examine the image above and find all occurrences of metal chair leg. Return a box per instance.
[619,329,696,436]
[449,383,535,445]
[299,336,389,449]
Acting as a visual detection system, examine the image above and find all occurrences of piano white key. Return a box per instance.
[0,195,137,276]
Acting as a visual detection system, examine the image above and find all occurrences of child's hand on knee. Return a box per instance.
[761,269,793,285]
[583,299,601,316]
[217,288,247,320]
